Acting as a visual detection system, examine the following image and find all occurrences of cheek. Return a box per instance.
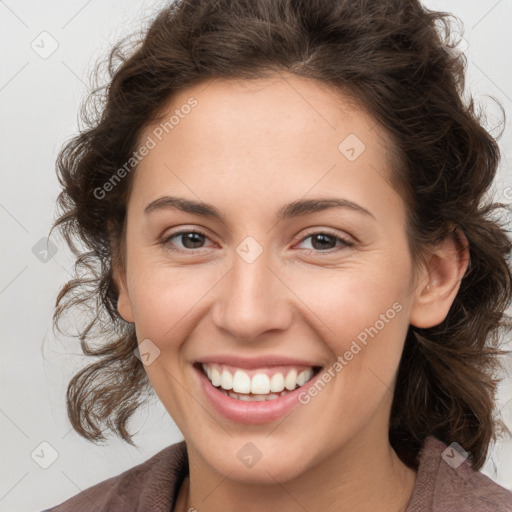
[127,262,220,342]
[296,269,410,434]
[288,257,412,409]
[292,257,411,342]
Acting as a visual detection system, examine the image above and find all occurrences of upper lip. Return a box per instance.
[196,355,323,370]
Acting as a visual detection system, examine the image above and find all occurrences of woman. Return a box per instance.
[43,0,512,510]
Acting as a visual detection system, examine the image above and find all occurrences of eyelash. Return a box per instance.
[160,229,355,255]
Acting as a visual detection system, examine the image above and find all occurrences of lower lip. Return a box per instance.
[194,364,321,424]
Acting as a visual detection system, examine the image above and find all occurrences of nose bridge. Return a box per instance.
[211,238,291,339]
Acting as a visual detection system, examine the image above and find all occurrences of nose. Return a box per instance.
[211,247,293,341]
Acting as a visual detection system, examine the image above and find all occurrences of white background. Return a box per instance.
[1,1,511,511]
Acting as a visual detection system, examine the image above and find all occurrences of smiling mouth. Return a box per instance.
[195,362,322,402]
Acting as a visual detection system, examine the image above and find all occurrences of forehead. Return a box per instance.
[143,73,386,151]
[130,73,399,218]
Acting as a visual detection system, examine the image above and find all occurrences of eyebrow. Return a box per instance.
[144,195,375,222]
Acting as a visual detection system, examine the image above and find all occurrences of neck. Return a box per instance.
[180,432,417,512]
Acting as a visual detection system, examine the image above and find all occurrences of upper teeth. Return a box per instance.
[201,363,315,394]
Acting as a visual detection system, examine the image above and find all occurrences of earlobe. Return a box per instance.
[409,227,470,329]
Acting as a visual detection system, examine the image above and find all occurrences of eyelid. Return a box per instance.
[160,229,215,252]
[161,227,355,254]
[294,228,355,247]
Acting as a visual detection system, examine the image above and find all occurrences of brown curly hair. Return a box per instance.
[51,0,512,471]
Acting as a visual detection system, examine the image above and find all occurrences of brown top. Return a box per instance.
[41,435,512,511]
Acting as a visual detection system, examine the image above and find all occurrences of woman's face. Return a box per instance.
[115,74,429,482]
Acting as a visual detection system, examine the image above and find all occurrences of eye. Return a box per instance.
[295,231,354,253]
[160,229,354,255]
[161,229,213,253]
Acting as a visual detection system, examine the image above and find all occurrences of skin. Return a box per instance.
[114,72,469,512]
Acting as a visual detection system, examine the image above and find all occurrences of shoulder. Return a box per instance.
[41,440,188,512]
[407,435,512,512]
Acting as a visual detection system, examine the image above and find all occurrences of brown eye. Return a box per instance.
[162,230,212,252]
[309,233,337,250]
[297,231,354,253]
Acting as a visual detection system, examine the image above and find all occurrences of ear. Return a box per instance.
[108,219,135,324]
[409,227,470,329]
[113,263,135,323]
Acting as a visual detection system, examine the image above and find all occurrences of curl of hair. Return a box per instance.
[52,0,512,468]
